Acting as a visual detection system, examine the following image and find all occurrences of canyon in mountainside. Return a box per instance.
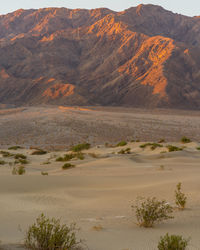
[0,4,200,109]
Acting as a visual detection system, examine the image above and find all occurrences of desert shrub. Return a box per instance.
[196,147,200,150]
[62,163,75,170]
[159,165,165,170]
[31,149,47,155]
[41,172,48,176]
[56,153,84,162]
[25,214,81,250]
[158,139,165,143]
[8,146,23,150]
[12,166,25,175]
[158,233,190,250]
[118,148,131,154]
[15,159,29,165]
[71,143,90,152]
[0,151,13,157]
[167,145,183,152]
[132,197,173,228]
[175,183,187,210]
[116,141,127,147]
[181,137,191,144]
[14,153,27,160]
[0,160,6,165]
[140,143,163,150]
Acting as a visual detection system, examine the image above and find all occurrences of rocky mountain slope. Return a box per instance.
[0,4,200,108]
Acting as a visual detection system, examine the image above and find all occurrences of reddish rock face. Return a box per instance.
[0,4,200,109]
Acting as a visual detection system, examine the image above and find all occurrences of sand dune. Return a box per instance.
[0,142,200,249]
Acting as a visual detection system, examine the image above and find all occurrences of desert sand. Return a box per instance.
[0,140,200,249]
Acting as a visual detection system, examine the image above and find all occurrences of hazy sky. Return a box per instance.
[0,0,199,17]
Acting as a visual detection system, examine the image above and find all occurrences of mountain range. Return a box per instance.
[0,4,200,108]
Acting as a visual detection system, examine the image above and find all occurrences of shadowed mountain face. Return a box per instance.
[0,4,200,109]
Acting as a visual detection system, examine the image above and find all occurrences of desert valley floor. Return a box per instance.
[0,106,200,249]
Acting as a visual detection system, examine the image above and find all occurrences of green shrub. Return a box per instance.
[31,149,47,155]
[25,214,81,250]
[41,172,48,176]
[181,137,191,144]
[12,166,26,175]
[62,163,75,170]
[8,146,23,150]
[0,160,6,165]
[132,197,173,228]
[56,152,84,162]
[0,151,13,157]
[140,143,163,150]
[196,147,200,150]
[118,148,131,154]
[116,141,127,147]
[158,233,190,250]
[167,145,183,152]
[175,183,187,210]
[15,159,29,165]
[71,143,90,152]
[14,153,27,160]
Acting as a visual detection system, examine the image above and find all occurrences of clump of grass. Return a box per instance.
[132,197,173,228]
[15,159,29,165]
[167,145,183,152]
[25,214,81,250]
[41,172,48,176]
[116,141,127,147]
[56,152,85,162]
[62,163,75,170]
[158,139,165,143]
[0,160,6,165]
[71,143,90,152]
[118,148,131,154]
[181,136,191,144]
[158,233,190,250]
[159,165,165,171]
[14,153,27,160]
[0,151,13,157]
[175,182,187,210]
[12,166,26,175]
[140,143,163,150]
[31,149,47,155]
[8,146,23,150]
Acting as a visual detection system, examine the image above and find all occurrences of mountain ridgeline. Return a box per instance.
[0,4,200,108]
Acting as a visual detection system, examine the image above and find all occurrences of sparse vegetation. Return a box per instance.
[0,151,13,157]
[167,145,183,152]
[158,139,165,143]
[181,137,191,144]
[0,160,6,165]
[12,166,26,175]
[88,153,99,158]
[25,214,81,250]
[118,148,131,154]
[56,152,85,162]
[31,149,47,155]
[14,153,27,160]
[14,159,29,165]
[196,147,200,150]
[71,143,90,152]
[175,182,187,210]
[158,233,190,250]
[159,165,165,171]
[41,172,48,176]
[132,197,173,228]
[140,143,163,150]
[116,141,127,147]
[8,146,23,150]
[62,163,75,170]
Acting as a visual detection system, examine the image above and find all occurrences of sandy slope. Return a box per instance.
[0,142,200,249]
